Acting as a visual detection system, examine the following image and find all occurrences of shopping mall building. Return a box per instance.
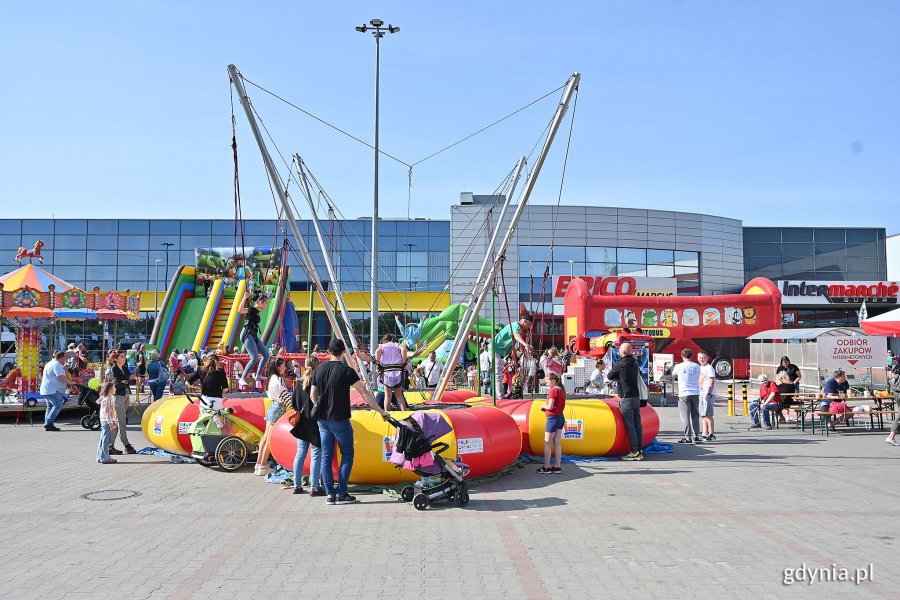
[0,195,892,350]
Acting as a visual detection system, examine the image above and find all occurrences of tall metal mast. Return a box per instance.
[432,73,581,401]
[448,156,527,361]
[227,64,365,379]
[294,154,370,381]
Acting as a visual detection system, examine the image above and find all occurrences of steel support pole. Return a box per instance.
[431,73,581,401]
[227,64,364,379]
[370,33,381,352]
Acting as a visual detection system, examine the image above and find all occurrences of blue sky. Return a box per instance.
[2,1,899,232]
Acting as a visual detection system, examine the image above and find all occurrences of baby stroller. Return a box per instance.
[77,384,101,430]
[387,412,470,510]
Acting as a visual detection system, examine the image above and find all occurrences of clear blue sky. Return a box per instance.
[2,1,899,232]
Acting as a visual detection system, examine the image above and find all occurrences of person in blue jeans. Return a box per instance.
[146,351,169,401]
[237,290,270,388]
[310,339,389,505]
[750,373,782,429]
[40,350,75,431]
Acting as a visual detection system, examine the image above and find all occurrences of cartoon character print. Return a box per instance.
[682,309,700,326]
[661,309,678,327]
[724,307,743,325]
[641,309,658,327]
[742,307,757,325]
[703,308,721,325]
[604,309,622,328]
[623,309,638,327]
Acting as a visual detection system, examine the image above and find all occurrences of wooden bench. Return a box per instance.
[812,411,883,436]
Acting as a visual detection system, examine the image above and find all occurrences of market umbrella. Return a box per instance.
[0,264,74,292]
[4,306,54,319]
[860,307,900,336]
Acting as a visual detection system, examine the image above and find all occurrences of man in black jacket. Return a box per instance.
[606,342,644,461]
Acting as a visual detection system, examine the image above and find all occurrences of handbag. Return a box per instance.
[287,409,300,426]
[637,374,649,407]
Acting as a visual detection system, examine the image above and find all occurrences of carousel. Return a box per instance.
[0,245,141,412]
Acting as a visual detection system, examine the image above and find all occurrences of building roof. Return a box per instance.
[747,327,864,341]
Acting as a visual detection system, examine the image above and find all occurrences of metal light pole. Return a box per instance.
[154,259,161,322]
[161,241,174,284]
[569,260,575,279]
[356,18,399,350]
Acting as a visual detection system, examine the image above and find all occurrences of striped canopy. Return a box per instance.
[0,264,74,292]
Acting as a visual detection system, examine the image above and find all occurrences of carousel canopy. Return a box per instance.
[4,306,54,319]
[0,264,74,292]
[54,307,99,320]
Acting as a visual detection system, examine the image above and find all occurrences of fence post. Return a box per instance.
[742,383,749,415]
[727,383,734,416]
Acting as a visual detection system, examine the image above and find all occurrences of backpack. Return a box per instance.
[155,361,170,384]
[637,375,649,407]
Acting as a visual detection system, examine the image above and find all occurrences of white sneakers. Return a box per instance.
[253,465,271,476]
[238,377,249,388]
[885,438,900,446]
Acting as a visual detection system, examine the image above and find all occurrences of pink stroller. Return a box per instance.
[387,412,470,510]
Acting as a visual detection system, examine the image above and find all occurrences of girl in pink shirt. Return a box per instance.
[97,382,118,464]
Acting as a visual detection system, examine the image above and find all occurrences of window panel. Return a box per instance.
[55,249,87,265]
[586,262,616,276]
[180,236,211,249]
[0,234,22,247]
[54,235,86,251]
[429,221,450,236]
[746,228,781,243]
[408,252,428,267]
[428,252,449,267]
[116,280,147,291]
[86,235,117,250]
[675,265,700,277]
[428,266,449,283]
[150,220,180,235]
[118,220,149,235]
[240,221,277,235]
[814,243,845,256]
[781,243,814,259]
[647,264,675,278]
[813,229,845,243]
[647,249,674,264]
[407,221,429,236]
[86,251,117,265]
[0,220,22,235]
[846,242,880,258]
[211,220,233,235]
[674,251,699,266]
[780,228,814,242]
[55,220,87,234]
[180,221,211,235]
[617,263,646,277]
[87,220,117,235]
[117,235,150,250]
[617,248,646,263]
[377,221,397,235]
[550,246,585,262]
[845,229,877,244]
[53,265,86,281]
[747,242,781,258]
[119,252,149,266]
[22,219,54,235]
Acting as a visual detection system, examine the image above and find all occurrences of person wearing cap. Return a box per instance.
[302,340,309,353]
[749,374,782,429]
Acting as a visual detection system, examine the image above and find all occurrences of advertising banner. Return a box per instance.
[816,336,888,369]
[777,280,899,306]
[553,276,677,300]
[652,353,674,382]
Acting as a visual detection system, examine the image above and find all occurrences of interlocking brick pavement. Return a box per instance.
[0,405,897,600]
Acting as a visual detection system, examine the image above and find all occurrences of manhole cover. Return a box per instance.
[80,489,143,501]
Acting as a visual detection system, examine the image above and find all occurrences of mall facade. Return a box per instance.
[0,200,891,349]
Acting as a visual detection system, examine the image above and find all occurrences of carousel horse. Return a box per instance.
[15,240,45,264]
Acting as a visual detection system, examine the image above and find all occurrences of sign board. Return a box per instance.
[777,280,900,306]
[816,336,888,369]
[652,353,674,382]
[553,276,677,300]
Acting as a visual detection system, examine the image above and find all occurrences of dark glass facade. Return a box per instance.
[743,227,887,282]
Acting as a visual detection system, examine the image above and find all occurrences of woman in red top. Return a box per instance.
[537,372,566,474]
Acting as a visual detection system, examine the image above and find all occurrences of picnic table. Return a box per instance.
[781,393,896,434]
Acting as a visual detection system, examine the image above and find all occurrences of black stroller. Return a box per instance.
[77,384,101,430]
[387,412,470,510]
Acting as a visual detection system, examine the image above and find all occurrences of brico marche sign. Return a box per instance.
[816,336,888,369]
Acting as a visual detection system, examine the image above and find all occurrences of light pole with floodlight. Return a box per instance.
[356,17,399,350]
[154,259,161,322]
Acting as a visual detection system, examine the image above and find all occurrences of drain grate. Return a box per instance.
[80,489,143,502]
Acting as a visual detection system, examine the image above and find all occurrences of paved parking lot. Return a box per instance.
[1,404,897,600]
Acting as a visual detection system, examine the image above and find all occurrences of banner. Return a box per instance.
[816,336,888,369]
[778,280,899,305]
